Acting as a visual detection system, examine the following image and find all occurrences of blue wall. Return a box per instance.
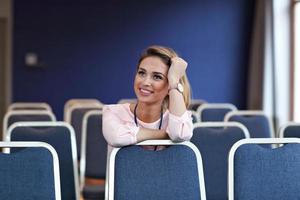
[13,0,255,120]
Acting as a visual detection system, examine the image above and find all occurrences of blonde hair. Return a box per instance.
[137,45,191,108]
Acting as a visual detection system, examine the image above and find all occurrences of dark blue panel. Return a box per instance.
[13,0,255,120]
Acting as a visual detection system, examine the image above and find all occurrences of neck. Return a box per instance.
[135,102,163,123]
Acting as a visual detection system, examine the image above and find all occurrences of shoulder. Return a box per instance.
[103,103,133,121]
[103,103,130,113]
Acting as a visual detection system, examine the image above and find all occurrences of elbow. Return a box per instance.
[169,131,193,142]
[106,137,127,148]
[103,127,136,147]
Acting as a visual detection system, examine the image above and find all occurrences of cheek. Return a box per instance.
[156,81,169,93]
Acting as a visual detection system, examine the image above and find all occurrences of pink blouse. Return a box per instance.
[102,103,193,149]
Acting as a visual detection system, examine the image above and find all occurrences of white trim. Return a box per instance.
[79,110,103,191]
[108,140,206,200]
[228,138,300,200]
[196,103,237,122]
[278,122,300,138]
[0,141,62,200]
[5,121,80,200]
[3,110,56,136]
[105,147,110,200]
[224,110,275,138]
[64,102,103,123]
[63,99,102,121]
[8,102,52,111]
[193,122,250,139]
[117,98,137,104]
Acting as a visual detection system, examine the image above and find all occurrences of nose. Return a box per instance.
[142,75,152,86]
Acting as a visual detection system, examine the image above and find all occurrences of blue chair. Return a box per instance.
[65,103,102,160]
[188,99,207,111]
[80,110,107,200]
[6,122,80,200]
[197,103,237,122]
[190,110,199,123]
[228,138,300,200]
[224,110,275,138]
[108,140,207,200]
[278,122,300,138]
[3,110,56,136]
[64,98,102,121]
[0,141,61,200]
[191,122,249,200]
[8,102,52,111]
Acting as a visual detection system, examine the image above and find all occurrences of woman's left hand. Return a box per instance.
[168,57,188,87]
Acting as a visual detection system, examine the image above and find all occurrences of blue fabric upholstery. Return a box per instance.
[0,147,56,200]
[282,125,300,138]
[71,108,101,159]
[82,113,106,200]
[234,143,300,199]
[228,115,271,138]
[191,126,246,200]
[114,145,201,200]
[85,114,107,178]
[7,114,52,128]
[11,126,76,200]
[201,108,233,122]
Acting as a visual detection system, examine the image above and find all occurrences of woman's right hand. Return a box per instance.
[167,57,188,87]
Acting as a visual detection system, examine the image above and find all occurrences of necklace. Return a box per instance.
[134,103,163,129]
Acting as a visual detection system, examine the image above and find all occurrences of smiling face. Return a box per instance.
[134,56,169,105]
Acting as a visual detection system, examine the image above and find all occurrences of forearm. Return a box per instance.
[136,127,169,143]
[168,88,186,116]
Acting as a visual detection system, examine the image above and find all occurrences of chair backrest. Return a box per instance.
[278,122,300,138]
[7,102,52,112]
[64,98,102,121]
[108,140,206,200]
[228,138,300,200]
[117,98,137,104]
[3,110,56,136]
[197,103,237,122]
[0,141,61,200]
[188,99,207,111]
[65,104,103,159]
[6,122,80,200]
[80,110,107,189]
[224,110,275,138]
[8,102,52,111]
[190,110,199,123]
[191,122,249,200]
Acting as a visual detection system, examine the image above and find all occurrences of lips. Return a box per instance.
[139,88,153,96]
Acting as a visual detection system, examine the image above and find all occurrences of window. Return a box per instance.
[293,0,300,122]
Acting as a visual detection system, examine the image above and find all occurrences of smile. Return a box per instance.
[139,88,153,95]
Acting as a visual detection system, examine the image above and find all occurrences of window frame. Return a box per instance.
[292,0,300,122]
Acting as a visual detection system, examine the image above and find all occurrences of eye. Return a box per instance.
[137,70,146,77]
[153,74,163,81]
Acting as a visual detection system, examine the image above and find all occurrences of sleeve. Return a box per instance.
[166,110,193,142]
[102,105,139,147]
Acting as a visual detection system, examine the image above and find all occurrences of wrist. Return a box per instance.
[168,78,180,89]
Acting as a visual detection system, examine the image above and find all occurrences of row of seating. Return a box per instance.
[2,100,300,200]
[108,138,300,200]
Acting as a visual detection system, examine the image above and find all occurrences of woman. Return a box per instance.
[102,45,193,150]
